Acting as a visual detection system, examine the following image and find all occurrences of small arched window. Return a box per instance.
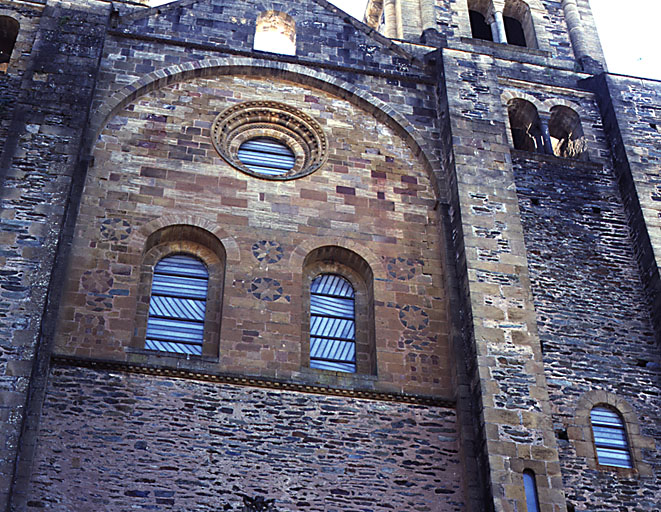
[254,11,296,56]
[523,470,540,512]
[590,406,633,468]
[469,10,493,41]
[145,254,209,355]
[309,273,356,373]
[0,16,19,73]
[549,105,586,159]
[507,98,543,153]
[503,0,537,49]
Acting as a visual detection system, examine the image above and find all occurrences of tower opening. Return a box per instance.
[254,11,296,56]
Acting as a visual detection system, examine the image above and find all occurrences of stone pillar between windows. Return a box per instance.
[383,0,398,38]
[540,115,554,155]
[489,9,507,44]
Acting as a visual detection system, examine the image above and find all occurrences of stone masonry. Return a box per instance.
[0,1,658,511]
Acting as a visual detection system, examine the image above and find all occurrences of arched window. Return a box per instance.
[0,16,19,73]
[469,10,493,41]
[254,11,296,56]
[503,0,537,49]
[523,470,540,512]
[507,98,543,153]
[590,406,633,468]
[309,274,356,373]
[145,254,209,355]
[548,105,586,159]
[468,0,494,41]
[302,246,376,375]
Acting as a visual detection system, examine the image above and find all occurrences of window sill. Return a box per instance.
[125,347,219,369]
[510,149,603,169]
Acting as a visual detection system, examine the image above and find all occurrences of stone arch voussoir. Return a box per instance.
[131,214,240,264]
[87,58,439,183]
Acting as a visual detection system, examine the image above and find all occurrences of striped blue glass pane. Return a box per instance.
[309,274,356,373]
[311,273,355,297]
[238,137,295,176]
[523,470,540,512]
[146,254,208,356]
[591,406,633,468]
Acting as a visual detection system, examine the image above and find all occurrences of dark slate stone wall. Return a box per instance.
[26,365,465,512]
[512,153,660,511]
[0,1,111,508]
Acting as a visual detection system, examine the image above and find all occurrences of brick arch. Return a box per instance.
[569,390,654,476]
[131,214,240,264]
[87,58,440,185]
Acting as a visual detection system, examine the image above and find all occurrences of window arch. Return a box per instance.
[145,254,209,355]
[254,11,296,56]
[507,98,543,153]
[132,224,226,358]
[590,405,633,468]
[302,246,375,375]
[548,105,586,159]
[0,16,19,73]
[468,0,494,41]
[503,0,537,48]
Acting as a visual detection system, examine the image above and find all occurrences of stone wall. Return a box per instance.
[26,364,465,512]
[0,1,112,507]
[512,153,660,511]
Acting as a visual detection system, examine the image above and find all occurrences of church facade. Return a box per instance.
[0,0,658,510]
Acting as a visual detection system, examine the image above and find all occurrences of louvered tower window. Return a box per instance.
[145,254,209,355]
[590,406,633,468]
[309,274,356,373]
[237,137,295,176]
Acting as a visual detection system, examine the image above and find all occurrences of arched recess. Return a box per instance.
[503,0,537,48]
[131,223,228,359]
[87,58,441,193]
[254,11,296,55]
[467,0,494,41]
[507,98,543,152]
[301,245,376,376]
[0,15,19,72]
[548,105,586,159]
[569,390,654,476]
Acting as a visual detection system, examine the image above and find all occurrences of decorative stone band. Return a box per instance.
[211,100,328,180]
[50,354,455,407]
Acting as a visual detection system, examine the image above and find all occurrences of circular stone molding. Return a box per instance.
[211,101,328,180]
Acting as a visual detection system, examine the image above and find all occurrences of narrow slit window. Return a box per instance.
[523,470,540,512]
[310,274,356,373]
[590,406,633,468]
[238,137,295,176]
[146,254,209,355]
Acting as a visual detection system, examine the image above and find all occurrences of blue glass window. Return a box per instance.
[590,406,633,468]
[145,254,209,355]
[523,470,540,512]
[309,274,356,373]
[237,137,295,176]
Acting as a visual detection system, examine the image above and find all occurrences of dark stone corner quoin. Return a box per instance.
[0,1,659,512]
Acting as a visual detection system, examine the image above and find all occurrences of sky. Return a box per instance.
[328,0,660,81]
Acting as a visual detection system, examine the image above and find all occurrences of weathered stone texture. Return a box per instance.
[55,73,451,398]
[27,365,465,512]
[513,153,660,511]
